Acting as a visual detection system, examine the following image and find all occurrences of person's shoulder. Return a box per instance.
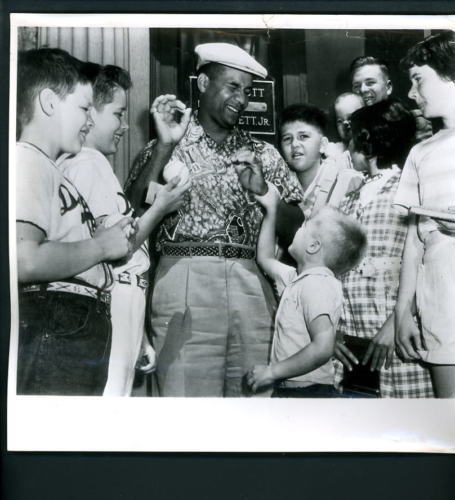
[16,142,51,166]
[76,147,108,163]
[134,139,158,161]
[412,129,455,157]
[428,128,455,148]
[16,142,56,180]
[274,262,298,290]
[61,147,111,174]
[320,155,345,177]
[301,269,342,296]
[251,135,280,154]
[325,141,346,159]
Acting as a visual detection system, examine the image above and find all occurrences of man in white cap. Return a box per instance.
[125,42,303,397]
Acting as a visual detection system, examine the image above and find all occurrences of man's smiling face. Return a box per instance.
[352,64,392,106]
[201,65,253,129]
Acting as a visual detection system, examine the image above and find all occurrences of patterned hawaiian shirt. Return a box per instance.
[125,116,303,249]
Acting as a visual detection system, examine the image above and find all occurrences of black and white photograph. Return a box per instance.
[7,13,455,452]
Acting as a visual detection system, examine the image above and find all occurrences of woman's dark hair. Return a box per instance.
[350,97,416,169]
[401,30,455,82]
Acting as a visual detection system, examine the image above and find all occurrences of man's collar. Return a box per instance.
[190,111,250,148]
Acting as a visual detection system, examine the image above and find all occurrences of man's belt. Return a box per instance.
[20,281,111,304]
[116,271,148,289]
[161,242,256,260]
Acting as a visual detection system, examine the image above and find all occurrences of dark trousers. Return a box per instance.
[272,383,340,398]
[17,291,111,396]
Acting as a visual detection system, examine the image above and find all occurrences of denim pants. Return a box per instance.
[17,290,111,396]
[272,383,340,398]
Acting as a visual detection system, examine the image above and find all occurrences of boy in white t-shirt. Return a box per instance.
[246,186,366,397]
[61,64,189,396]
[16,49,133,395]
[394,31,455,398]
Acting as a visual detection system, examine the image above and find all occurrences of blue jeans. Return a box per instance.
[272,383,340,398]
[17,290,111,396]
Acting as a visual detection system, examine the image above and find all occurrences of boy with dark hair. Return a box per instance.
[395,31,455,398]
[279,103,360,218]
[62,64,189,396]
[246,187,367,397]
[61,63,189,396]
[16,48,133,395]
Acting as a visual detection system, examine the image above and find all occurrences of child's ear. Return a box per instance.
[197,73,209,94]
[38,88,57,116]
[307,238,321,255]
[319,136,329,156]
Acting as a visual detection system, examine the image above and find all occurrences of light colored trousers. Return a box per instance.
[103,282,146,396]
[151,255,276,397]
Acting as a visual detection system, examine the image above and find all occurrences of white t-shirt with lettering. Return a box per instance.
[16,142,112,289]
[60,147,149,276]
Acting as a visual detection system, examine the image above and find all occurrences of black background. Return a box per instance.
[1,2,454,499]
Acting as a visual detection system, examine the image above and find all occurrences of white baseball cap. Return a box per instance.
[195,43,267,79]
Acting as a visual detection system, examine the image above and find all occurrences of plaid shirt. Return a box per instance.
[125,115,303,248]
[334,171,434,398]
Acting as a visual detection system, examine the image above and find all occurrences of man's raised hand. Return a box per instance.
[150,94,192,146]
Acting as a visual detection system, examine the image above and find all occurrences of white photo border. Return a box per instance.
[8,13,455,453]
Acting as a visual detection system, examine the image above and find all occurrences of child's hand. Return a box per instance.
[246,364,275,392]
[232,147,268,196]
[124,218,139,259]
[121,217,138,239]
[93,216,134,261]
[395,308,424,361]
[255,181,280,212]
[334,332,359,371]
[153,175,190,216]
[150,95,192,146]
[362,314,394,371]
[136,337,156,374]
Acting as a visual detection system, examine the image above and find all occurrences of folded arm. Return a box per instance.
[17,218,132,283]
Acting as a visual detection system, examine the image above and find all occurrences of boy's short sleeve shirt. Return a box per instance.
[394,129,455,238]
[15,142,112,289]
[61,147,150,277]
[271,264,343,386]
